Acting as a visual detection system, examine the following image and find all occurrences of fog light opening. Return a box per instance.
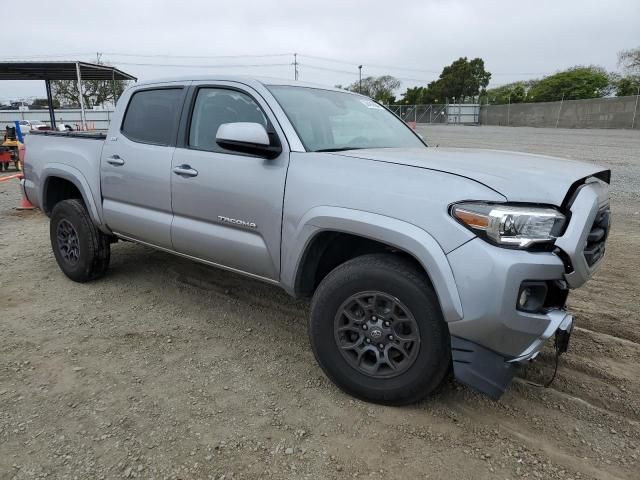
[517,281,548,313]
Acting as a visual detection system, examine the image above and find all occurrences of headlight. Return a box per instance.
[451,202,566,248]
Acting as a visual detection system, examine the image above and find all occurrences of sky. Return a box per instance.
[1,0,638,103]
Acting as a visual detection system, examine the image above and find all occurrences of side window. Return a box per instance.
[121,88,183,145]
[189,88,268,152]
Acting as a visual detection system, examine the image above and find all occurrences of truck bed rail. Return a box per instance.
[29,130,107,140]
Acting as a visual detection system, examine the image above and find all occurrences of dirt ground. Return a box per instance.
[1,126,639,480]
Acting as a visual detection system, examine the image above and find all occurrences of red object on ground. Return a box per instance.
[407,121,417,130]
[15,174,35,210]
[0,173,22,182]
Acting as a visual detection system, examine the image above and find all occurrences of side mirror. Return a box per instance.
[216,122,282,159]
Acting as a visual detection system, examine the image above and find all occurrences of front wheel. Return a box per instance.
[50,199,111,282]
[309,254,450,405]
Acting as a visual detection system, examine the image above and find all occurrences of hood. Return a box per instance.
[333,147,609,206]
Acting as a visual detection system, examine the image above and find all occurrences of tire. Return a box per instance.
[50,199,111,282]
[309,254,450,405]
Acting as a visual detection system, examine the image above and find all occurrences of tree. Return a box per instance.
[399,86,429,105]
[618,47,640,75]
[51,59,130,108]
[485,82,530,104]
[428,57,491,102]
[526,66,611,102]
[615,75,640,96]
[398,86,446,105]
[30,97,60,109]
[343,75,400,104]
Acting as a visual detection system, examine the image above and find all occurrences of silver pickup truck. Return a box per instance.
[23,76,611,404]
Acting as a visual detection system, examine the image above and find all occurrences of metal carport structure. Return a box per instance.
[0,61,136,130]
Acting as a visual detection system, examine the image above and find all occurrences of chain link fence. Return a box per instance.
[386,105,448,124]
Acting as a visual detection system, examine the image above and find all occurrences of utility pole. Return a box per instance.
[96,52,102,64]
[555,92,565,128]
[358,65,362,94]
[75,62,87,131]
[293,53,298,81]
[632,86,639,130]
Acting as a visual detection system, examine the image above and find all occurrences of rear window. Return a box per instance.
[121,88,183,145]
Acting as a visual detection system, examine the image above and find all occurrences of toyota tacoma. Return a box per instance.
[22,76,611,404]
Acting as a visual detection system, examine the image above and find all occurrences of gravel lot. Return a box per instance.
[1,126,639,480]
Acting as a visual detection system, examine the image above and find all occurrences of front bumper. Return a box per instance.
[446,180,609,398]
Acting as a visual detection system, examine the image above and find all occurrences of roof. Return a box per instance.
[134,74,346,93]
[0,61,137,81]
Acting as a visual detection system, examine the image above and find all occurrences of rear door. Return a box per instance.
[170,83,290,280]
[101,85,187,248]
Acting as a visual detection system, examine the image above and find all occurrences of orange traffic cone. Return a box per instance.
[16,174,35,210]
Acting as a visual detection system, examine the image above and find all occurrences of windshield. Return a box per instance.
[268,86,426,152]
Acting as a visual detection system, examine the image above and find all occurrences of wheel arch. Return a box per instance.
[283,206,464,323]
[41,164,102,227]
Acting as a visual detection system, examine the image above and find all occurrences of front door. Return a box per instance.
[101,86,186,248]
[170,84,289,280]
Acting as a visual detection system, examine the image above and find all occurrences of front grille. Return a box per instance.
[583,205,610,267]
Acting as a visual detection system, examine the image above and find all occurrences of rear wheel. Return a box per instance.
[309,254,450,405]
[50,199,111,282]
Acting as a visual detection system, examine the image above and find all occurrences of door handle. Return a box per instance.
[106,154,125,166]
[172,164,199,177]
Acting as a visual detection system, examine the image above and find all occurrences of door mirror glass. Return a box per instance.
[216,122,281,158]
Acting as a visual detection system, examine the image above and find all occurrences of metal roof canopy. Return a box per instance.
[0,61,136,130]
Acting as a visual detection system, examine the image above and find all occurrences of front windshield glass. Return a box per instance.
[268,86,426,152]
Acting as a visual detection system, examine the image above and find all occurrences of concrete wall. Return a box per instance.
[480,95,640,129]
[0,109,114,131]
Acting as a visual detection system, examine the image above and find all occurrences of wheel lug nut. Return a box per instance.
[384,321,390,327]
[388,335,394,340]
[365,338,371,343]
[371,316,377,321]
[362,325,368,330]
[378,344,384,349]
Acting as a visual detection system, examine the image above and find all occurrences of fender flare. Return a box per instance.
[40,163,103,228]
[282,206,464,322]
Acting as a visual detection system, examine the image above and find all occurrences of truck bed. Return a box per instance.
[23,129,106,215]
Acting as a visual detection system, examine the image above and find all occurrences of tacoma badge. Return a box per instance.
[217,215,257,229]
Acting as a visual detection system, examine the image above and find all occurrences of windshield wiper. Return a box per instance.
[314,147,366,153]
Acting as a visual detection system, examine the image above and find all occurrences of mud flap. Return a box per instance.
[451,336,515,400]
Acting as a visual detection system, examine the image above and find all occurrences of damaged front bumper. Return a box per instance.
[451,312,574,400]
[445,180,608,399]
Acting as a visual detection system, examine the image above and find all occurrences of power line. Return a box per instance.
[299,63,431,83]
[0,50,557,78]
[300,54,441,74]
[103,52,292,60]
[114,61,291,69]
[0,52,95,60]
[300,54,554,77]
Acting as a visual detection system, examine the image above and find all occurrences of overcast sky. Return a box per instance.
[2,0,638,103]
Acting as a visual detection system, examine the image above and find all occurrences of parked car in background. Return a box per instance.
[22,76,611,404]
[18,120,48,135]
